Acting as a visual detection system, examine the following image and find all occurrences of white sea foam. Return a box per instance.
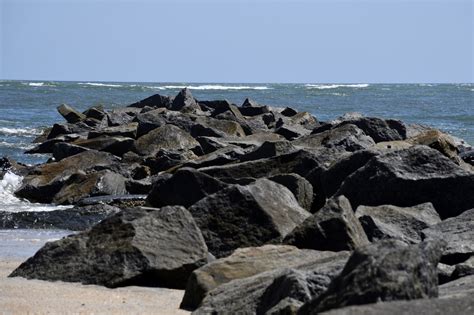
[149,85,271,90]
[0,127,42,136]
[0,141,36,150]
[23,82,56,87]
[78,82,123,88]
[305,84,369,90]
[0,172,71,213]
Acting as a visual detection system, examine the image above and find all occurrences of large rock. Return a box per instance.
[336,146,474,219]
[356,203,441,244]
[298,239,445,314]
[57,104,86,123]
[0,204,120,231]
[188,178,310,257]
[181,245,349,310]
[269,173,314,211]
[52,170,127,205]
[451,256,474,280]
[72,136,135,156]
[193,251,349,314]
[284,196,369,251]
[10,206,209,289]
[134,124,201,156]
[146,168,229,208]
[240,141,298,162]
[15,151,119,203]
[88,123,138,139]
[190,116,246,138]
[128,93,173,109]
[422,208,474,264]
[52,142,89,161]
[170,88,200,112]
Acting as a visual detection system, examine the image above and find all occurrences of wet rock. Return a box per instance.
[188,178,310,257]
[0,204,120,231]
[269,173,314,211]
[57,104,86,123]
[336,146,474,219]
[10,206,209,289]
[422,209,474,264]
[355,203,441,244]
[298,239,445,314]
[134,124,201,156]
[146,168,229,208]
[284,196,369,251]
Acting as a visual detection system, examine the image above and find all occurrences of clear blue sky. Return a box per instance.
[1,0,472,83]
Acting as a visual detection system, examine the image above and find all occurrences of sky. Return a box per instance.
[0,0,472,83]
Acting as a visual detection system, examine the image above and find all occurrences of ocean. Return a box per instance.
[0,80,472,256]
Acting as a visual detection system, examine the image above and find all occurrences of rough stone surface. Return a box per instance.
[269,173,314,212]
[57,104,86,123]
[10,206,209,289]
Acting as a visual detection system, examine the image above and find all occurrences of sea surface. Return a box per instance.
[0,81,472,214]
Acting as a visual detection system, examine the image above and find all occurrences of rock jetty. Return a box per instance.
[3,88,474,314]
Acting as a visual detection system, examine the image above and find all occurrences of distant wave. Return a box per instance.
[0,141,36,150]
[305,84,369,90]
[150,85,272,91]
[22,82,56,87]
[78,82,123,88]
[0,127,42,136]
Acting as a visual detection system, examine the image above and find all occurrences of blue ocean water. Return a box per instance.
[0,80,472,165]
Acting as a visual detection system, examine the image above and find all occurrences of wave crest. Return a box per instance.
[305,84,369,90]
[0,127,43,136]
[148,85,272,91]
[78,82,123,88]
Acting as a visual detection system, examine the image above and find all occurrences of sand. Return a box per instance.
[0,229,190,315]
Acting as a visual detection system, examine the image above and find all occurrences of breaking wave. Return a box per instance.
[150,85,272,90]
[305,84,369,90]
[78,82,123,88]
[0,141,36,150]
[0,127,42,136]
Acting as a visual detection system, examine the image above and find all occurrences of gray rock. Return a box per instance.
[438,263,455,284]
[88,123,138,139]
[265,298,303,315]
[240,141,298,162]
[57,104,86,123]
[171,88,200,112]
[10,206,209,289]
[188,179,310,258]
[336,146,474,219]
[355,203,441,244]
[106,108,137,126]
[439,274,474,297]
[128,93,173,109]
[298,239,445,314]
[422,209,474,264]
[284,196,369,251]
[452,256,474,280]
[72,136,135,156]
[269,173,314,211]
[52,142,89,161]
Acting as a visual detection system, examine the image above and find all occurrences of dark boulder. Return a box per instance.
[355,203,441,244]
[106,108,138,126]
[83,106,106,121]
[88,123,138,139]
[128,93,173,109]
[188,179,310,257]
[281,107,298,117]
[57,104,86,123]
[239,98,270,116]
[10,206,209,289]
[52,142,89,161]
[336,146,474,219]
[240,141,298,162]
[284,196,369,251]
[72,136,135,157]
[451,256,474,280]
[298,239,445,314]
[170,88,200,112]
[269,173,314,212]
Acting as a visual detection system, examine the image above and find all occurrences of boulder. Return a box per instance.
[52,170,127,205]
[268,173,314,212]
[128,93,173,109]
[52,142,89,161]
[240,141,298,162]
[451,256,474,280]
[10,206,209,289]
[298,239,445,314]
[133,108,167,136]
[355,203,441,244]
[57,104,86,123]
[72,136,135,156]
[336,146,474,219]
[265,298,303,315]
[188,178,310,257]
[170,88,200,112]
[146,168,229,208]
[106,108,137,126]
[239,98,270,116]
[88,123,138,139]
[134,124,201,156]
[439,274,474,298]
[0,204,120,231]
[181,245,349,310]
[281,107,298,117]
[284,196,369,251]
[83,106,106,120]
[191,116,246,138]
[422,208,474,264]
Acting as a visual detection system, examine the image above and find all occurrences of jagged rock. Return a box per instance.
[77,194,148,206]
[355,203,441,244]
[52,142,89,161]
[239,98,270,116]
[191,116,246,138]
[181,146,246,169]
[128,93,173,108]
[146,168,229,208]
[134,124,201,156]
[106,108,138,126]
[83,106,106,120]
[298,239,445,314]
[0,204,120,231]
[269,173,314,211]
[294,124,375,152]
[52,170,127,205]
[133,108,167,136]
[281,107,298,117]
[422,209,474,264]
[439,274,474,297]
[15,151,119,203]
[240,141,298,162]
[336,146,474,219]
[452,256,474,280]
[26,134,85,154]
[438,263,455,284]
[10,206,209,289]
[460,149,474,166]
[192,251,349,314]
[265,298,302,315]
[284,196,369,251]
[72,136,135,156]
[88,123,138,139]
[57,104,86,123]
[170,88,200,112]
[181,245,349,310]
[275,122,312,140]
[188,179,310,258]
[144,149,197,174]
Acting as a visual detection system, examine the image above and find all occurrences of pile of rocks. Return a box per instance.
[3,88,474,314]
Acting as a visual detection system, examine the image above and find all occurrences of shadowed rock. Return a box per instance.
[57,104,86,123]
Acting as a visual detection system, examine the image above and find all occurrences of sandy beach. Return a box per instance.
[0,232,189,315]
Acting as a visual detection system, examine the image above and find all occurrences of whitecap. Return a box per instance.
[0,172,72,213]
[0,127,42,136]
[0,141,36,150]
[149,85,271,91]
[305,84,369,90]
[78,82,123,88]
[22,82,56,87]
